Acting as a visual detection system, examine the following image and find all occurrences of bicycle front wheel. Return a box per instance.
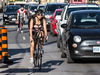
[37,42,42,70]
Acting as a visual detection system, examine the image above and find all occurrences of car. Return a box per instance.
[57,3,100,50]
[37,4,45,10]
[43,3,67,30]
[49,9,62,36]
[24,4,31,14]
[27,4,38,19]
[3,5,20,25]
[61,10,100,63]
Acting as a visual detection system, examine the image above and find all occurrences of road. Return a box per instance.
[0,13,100,75]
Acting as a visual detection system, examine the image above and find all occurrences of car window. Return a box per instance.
[39,6,45,10]
[72,13,100,28]
[5,6,20,13]
[56,11,62,16]
[61,7,66,21]
[25,5,30,9]
[65,7,100,20]
[30,6,37,10]
[46,5,66,13]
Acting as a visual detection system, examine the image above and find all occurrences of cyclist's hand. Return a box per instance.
[45,36,48,41]
[30,36,33,43]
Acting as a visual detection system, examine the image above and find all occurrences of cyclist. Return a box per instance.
[29,9,48,64]
[17,6,26,31]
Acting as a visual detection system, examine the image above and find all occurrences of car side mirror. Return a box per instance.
[61,24,66,28]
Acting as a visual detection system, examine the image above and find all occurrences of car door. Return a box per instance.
[50,13,55,33]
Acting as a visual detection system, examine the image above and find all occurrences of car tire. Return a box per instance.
[3,20,6,25]
[67,45,74,63]
[57,36,60,48]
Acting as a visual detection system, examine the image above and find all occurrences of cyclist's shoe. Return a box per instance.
[20,30,23,33]
[30,58,33,64]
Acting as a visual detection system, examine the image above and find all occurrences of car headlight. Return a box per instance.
[4,14,7,17]
[73,36,81,43]
[45,15,51,18]
[30,11,35,15]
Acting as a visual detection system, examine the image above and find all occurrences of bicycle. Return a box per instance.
[19,16,24,33]
[32,29,47,70]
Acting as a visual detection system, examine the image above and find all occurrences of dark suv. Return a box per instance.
[61,10,100,63]
[43,3,67,30]
[3,5,20,25]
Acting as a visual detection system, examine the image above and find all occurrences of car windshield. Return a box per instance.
[46,5,66,13]
[39,6,45,10]
[56,11,62,16]
[5,6,20,13]
[25,5,29,9]
[65,7,100,20]
[30,6,37,10]
[72,12,100,29]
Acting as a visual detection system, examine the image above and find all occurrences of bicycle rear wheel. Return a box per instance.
[33,48,37,67]
[37,42,42,70]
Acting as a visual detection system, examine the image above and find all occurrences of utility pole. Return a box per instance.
[3,0,5,12]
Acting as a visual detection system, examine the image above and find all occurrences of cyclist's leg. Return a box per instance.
[30,38,35,58]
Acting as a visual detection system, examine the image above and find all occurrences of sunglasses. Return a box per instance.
[37,13,43,16]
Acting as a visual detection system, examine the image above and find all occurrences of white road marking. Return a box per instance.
[23,36,26,40]
[28,67,34,75]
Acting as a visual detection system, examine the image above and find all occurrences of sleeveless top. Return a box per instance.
[32,17,43,32]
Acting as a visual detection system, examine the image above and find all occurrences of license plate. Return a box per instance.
[12,18,16,21]
[93,47,100,53]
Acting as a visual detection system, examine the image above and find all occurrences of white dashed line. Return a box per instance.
[28,67,34,75]
[23,36,26,40]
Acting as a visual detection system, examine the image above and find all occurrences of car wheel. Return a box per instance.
[66,45,74,63]
[57,36,60,48]
[3,20,6,25]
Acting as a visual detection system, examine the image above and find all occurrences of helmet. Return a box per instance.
[35,9,43,15]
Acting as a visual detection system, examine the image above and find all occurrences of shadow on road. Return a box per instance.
[0,60,64,73]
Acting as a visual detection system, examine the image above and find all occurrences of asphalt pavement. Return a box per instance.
[0,13,100,75]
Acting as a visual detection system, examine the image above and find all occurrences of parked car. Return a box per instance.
[61,10,100,63]
[43,3,67,30]
[27,5,38,19]
[3,5,20,25]
[57,3,100,50]
[37,4,45,10]
[49,9,62,36]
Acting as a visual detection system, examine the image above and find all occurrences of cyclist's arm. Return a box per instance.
[43,19,47,36]
[17,10,19,20]
[24,10,26,20]
[30,18,33,38]
[17,13,19,21]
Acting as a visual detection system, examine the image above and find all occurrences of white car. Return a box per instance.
[56,3,100,57]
